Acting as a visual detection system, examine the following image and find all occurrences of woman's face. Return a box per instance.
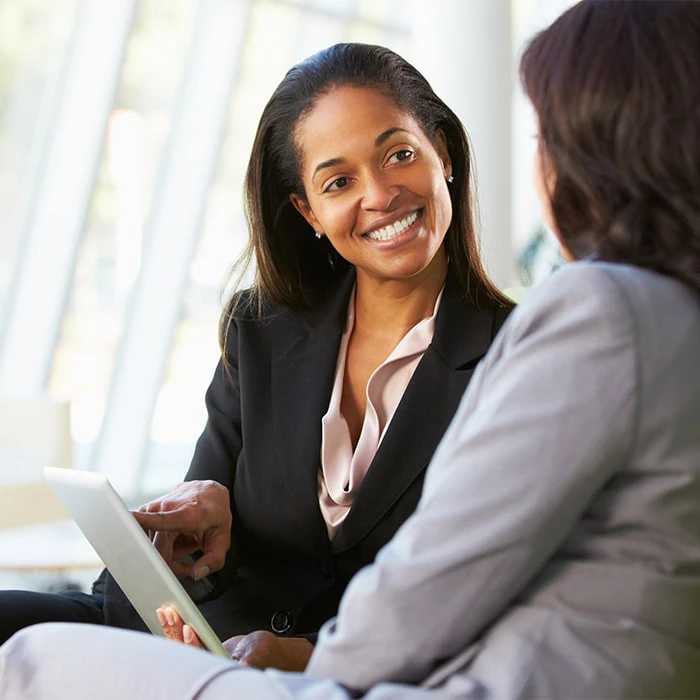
[290,86,453,286]
[533,134,556,233]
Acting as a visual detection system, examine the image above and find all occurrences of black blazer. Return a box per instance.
[100,271,511,640]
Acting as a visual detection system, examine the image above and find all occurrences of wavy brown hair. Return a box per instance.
[521,0,700,293]
[222,42,510,341]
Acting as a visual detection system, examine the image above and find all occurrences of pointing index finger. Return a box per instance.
[132,509,196,533]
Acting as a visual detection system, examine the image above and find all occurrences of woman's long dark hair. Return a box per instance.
[521,0,700,293]
[223,42,510,338]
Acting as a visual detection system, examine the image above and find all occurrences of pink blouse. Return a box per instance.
[318,287,443,539]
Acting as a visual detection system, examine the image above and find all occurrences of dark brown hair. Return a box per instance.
[223,42,510,336]
[521,0,700,293]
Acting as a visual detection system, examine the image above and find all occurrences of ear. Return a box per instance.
[435,129,453,181]
[289,193,321,232]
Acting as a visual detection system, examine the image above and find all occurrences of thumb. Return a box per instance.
[189,531,229,578]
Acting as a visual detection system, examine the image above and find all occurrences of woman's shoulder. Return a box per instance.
[225,273,354,330]
[528,261,696,317]
[491,263,634,354]
[502,262,699,358]
[224,287,300,324]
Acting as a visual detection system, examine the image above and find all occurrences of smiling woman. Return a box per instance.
[287,84,458,448]
[0,43,512,673]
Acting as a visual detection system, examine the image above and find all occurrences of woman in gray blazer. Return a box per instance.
[3,1,700,698]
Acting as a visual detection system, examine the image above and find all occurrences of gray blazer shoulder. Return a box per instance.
[307,262,700,698]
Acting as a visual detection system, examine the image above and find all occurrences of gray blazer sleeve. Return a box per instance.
[306,264,639,691]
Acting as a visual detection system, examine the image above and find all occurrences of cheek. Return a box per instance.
[313,201,355,237]
[534,150,558,233]
[432,179,453,233]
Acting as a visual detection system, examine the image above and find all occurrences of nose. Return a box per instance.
[361,172,399,211]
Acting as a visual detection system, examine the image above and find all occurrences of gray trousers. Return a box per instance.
[0,623,460,700]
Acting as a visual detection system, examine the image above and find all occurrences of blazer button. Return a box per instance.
[270,610,293,634]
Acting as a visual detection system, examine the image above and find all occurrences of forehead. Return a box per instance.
[294,86,427,172]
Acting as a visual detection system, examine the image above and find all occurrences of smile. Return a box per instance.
[364,210,420,241]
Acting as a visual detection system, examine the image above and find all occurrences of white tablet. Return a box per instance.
[43,466,230,658]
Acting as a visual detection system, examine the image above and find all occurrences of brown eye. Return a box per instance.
[387,149,414,165]
[325,176,349,193]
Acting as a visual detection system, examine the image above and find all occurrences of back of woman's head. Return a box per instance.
[521,0,700,292]
[239,42,506,314]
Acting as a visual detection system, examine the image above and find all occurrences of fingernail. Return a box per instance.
[156,609,166,626]
[165,607,176,626]
[194,565,211,581]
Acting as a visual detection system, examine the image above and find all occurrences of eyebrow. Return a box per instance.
[375,126,407,147]
[311,127,410,180]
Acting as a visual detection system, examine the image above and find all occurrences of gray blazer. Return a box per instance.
[306,261,700,699]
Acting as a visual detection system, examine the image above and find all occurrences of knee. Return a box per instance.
[3,621,82,660]
[0,623,73,698]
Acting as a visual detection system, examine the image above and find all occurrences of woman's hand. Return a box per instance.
[225,631,314,672]
[157,606,205,647]
[133,480,232,580]
[157,607,314,671]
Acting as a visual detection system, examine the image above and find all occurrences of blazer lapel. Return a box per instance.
[270,272,355,552]
[331,280,506,552]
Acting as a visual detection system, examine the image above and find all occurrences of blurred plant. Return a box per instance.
[518,222,565,286]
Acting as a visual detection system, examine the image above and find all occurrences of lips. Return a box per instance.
[364,210,420,241]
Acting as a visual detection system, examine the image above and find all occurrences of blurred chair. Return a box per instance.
[0,398,102,588]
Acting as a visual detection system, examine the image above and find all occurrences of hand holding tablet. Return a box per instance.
[43,466,231,659]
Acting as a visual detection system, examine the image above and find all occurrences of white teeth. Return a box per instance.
[366,210,419,241]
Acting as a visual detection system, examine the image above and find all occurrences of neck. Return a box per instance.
[353,257,447,338]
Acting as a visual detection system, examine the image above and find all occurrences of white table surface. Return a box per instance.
[0,519,103,572]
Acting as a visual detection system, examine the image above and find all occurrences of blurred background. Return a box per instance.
[0,0,572,588]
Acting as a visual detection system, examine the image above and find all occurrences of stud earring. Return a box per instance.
[446,175,454,184]
[315,231,323,239]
